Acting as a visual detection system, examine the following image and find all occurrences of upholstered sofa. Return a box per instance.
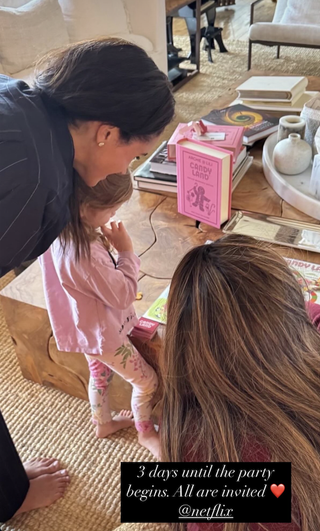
[248,0,320,70]
[0,0,168,84]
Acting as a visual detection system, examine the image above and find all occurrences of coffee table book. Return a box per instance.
[176,138,233,229]
[202,104,279,145]
[149,143,176,176]
[167,122,244,162]
[236,76,308,103]
[232,92,318,113]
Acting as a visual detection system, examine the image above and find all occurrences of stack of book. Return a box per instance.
[134,119,258,229]
[233,76,317,112]
[130,317,159,341]
[134,140,252,194]
[134,142,177,194]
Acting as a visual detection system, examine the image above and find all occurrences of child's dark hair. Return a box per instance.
[60,172,133,260]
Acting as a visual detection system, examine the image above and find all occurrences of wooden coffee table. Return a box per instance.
[2,72,320,411]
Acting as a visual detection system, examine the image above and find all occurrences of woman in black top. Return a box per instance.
[0,37,175,521]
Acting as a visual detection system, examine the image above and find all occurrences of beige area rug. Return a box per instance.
[1,37,320,531]
[171,36,320,125]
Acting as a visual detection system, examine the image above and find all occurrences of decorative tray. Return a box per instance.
[262,132,320,221]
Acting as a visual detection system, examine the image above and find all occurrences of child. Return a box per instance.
[39,173,159,458]
[160,234,320,531]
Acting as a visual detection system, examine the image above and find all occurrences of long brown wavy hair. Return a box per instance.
[160,234,320,531]
[60,172,133,260]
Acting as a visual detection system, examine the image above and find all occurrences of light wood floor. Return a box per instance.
[173,0,276,41]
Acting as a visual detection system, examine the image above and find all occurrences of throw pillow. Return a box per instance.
[0,0,69,75]
[58,0,128,43]
[0,0,30,6]
[280,0,320,26]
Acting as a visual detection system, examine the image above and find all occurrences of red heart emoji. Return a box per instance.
[270,484,285,498]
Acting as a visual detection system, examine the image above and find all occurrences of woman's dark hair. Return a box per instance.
[34,37,175,142]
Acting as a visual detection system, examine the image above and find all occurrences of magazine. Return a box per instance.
[143,285,170,325]
[284,258,320,305]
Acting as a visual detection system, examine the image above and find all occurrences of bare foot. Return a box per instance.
[15,470,70,515]
[138,428,160,459]
[24,458,61,480]
[95,410,134,438]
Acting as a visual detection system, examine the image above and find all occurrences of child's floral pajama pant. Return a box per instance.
[85,341,158,433]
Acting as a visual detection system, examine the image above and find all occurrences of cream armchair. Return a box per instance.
[248,0,320,70]
[0,0,167,83]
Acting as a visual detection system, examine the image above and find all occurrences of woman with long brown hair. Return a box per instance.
[160,234,320,531]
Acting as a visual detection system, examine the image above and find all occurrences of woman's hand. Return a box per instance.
[101,221,133,253]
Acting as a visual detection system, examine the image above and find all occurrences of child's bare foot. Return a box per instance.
[24,458,61,479]
[15,470,70,515]
[138,428,160,459]
[95,410,134,438]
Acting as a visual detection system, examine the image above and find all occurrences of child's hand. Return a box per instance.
[101,221,134,253]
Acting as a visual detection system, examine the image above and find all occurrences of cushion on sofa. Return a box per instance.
[111,33,153,53]
[280,0,320,26]
[249,22,320,45]
[0,0,69,75]
[0,0,30,6]
[58,0,129,43]
[272,0,288,24]
[10,66,35,84]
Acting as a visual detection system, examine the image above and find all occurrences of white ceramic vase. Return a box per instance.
[277,115,306,142]
[273,133,312,175]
